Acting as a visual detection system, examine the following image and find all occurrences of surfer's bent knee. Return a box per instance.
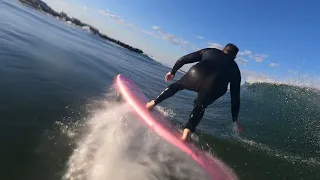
[154,82,184,105]
[184,104,205,133]
[169,81,184,90]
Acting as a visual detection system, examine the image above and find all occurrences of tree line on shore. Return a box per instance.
[18,0,144,54]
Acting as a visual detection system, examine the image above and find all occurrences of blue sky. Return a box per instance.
[43,0,320,85]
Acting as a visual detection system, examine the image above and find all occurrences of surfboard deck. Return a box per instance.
[115,74,238,180]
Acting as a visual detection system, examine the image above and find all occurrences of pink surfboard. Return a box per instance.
[115,74,238,180]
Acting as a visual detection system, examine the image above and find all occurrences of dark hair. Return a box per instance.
[224,43,239,57]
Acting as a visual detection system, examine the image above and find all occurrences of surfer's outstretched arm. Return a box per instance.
[170,48,210,75]
[230,64,241,122]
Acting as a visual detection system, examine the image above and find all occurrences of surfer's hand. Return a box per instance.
[165,72,174,82]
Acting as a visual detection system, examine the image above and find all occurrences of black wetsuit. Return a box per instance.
[153,48,241,133]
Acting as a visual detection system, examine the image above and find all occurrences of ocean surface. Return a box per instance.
[1,1,319,180]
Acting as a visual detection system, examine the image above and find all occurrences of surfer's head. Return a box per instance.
[223,43,239,59]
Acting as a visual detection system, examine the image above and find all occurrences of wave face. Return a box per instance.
[240,82,320,155]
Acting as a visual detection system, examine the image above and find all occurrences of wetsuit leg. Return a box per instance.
[183,92,222,133]
[154,81,185,105]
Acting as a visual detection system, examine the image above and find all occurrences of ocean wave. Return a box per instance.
[233,136,320,167]
[244,73,320,91]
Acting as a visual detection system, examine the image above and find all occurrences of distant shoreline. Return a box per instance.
[18,0,144,54]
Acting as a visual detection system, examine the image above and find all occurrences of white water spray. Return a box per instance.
[62,91,210,180]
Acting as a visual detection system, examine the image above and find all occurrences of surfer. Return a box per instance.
[146,43,243,141]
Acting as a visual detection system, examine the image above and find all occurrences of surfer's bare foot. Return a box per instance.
[146,100,156,110]
[181,128,191,142]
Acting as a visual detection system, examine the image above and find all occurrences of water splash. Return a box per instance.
[61,93,210,180]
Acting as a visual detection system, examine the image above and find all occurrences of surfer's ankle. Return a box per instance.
[181,128,191,142]
[181,134,192,142]
[146,100,156,110]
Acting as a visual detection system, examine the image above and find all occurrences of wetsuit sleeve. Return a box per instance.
[170,48,209,75]
[230,64,241,122]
